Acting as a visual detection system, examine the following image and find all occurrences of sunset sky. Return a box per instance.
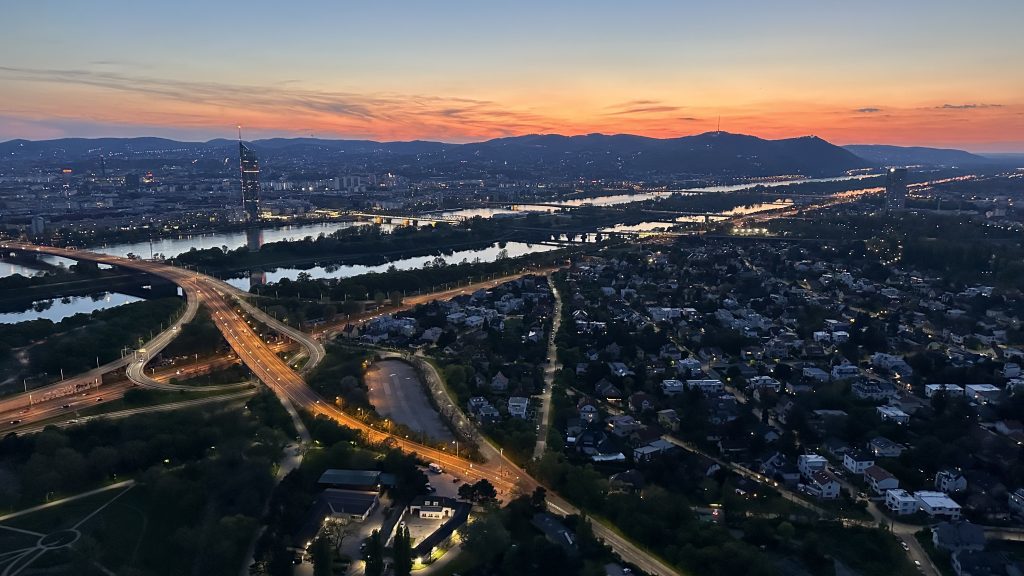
[2,0,1022,151]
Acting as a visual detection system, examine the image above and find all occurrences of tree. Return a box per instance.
[530,486,547,511]
[374,291,386,306]
[472,479,498,503]
[390,291,404,307]
[459,512,510,565]
[393,525,412,576]
[312,536,332,576]
[777,521,795,543]
[364,530,384,576]
[458,479,498,504]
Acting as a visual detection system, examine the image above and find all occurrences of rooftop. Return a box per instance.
[318,469,382,488]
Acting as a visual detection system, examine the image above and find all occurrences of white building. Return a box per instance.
[748,376,781,392]
[864,465,899,495]
[508,396,530,419]
[843,451,875,475]
[686,379,725,395]
[925,384,965,398]
[915,491,962,519]
[886,489,918,515]
[798,454,828,479]
[803,470,840,500]
[660,379,686,395]
[877,406,910,425]
[964,384,1002,404]
[831,363,860,380]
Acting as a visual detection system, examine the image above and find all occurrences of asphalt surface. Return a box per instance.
[5,388,257,435]
[365,359,454,442]
[533,274,562,459]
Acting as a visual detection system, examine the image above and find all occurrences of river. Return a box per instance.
[223,240,557,290]
[0,173,874,322]
[0,292,143,325]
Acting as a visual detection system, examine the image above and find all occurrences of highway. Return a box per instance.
[5,388,257,436]
[2,243,679,576]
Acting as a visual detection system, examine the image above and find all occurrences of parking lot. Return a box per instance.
[365,359,454,442]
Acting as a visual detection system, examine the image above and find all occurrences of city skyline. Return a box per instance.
[2,1,1023,151]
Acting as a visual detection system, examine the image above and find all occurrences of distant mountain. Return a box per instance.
[431,132,868,177]
[0,137,202,158]
[844,144,991,167]
[0,132,869,177]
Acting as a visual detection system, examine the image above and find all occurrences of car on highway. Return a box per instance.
[901,541,910,551]
[62,404,71,409]
[9,420,21,425]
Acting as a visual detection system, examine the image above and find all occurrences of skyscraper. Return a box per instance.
[240,141,261,222]
[885,167,908,212]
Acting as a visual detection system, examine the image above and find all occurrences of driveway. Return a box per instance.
[366,359,453,443]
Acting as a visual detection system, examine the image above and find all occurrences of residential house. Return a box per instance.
[886,489,918,515]
[633,439,675,463]
[802,367,830,383]
[965,384,1002,404]
[491,372,510,393]
[608,362,634,378]
[629,392,656,414]
[804,470,841,500]
[798,454,828,479]
[951,551,1018,576]
[577,398,600,423]
[843,450,876,475]
[687,379,725,395]
[864,465,899,495]
[869,436,905,458]
[932,521,986,553]
[832,363,861,380]
[748,375,782,393]
[877,405,910,425]
[916,491,962,519]
[595,379,624,403]
[508,396,529,419]
[409,496,458,519]
[657,409,680,431]
[606,415,643,438]
[1008,488,1024,516]
[854,381,899,401]
[926,383,965,398]
[661,379,686,395]
[936,469,968,494]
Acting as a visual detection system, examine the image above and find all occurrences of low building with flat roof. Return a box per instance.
[318,469,384,491]
[915,491,962,519]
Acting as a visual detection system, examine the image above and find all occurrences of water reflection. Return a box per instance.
[227,241,558,289]
[91,220,381,261]
[0,292,143,325]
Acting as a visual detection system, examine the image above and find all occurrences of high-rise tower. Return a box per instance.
[885,167,908,212]
[239,133,261,223]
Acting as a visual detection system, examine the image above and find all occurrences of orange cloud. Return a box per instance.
[0,65,1022,150]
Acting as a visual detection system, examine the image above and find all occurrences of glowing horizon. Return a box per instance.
[2,1,1022,152]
